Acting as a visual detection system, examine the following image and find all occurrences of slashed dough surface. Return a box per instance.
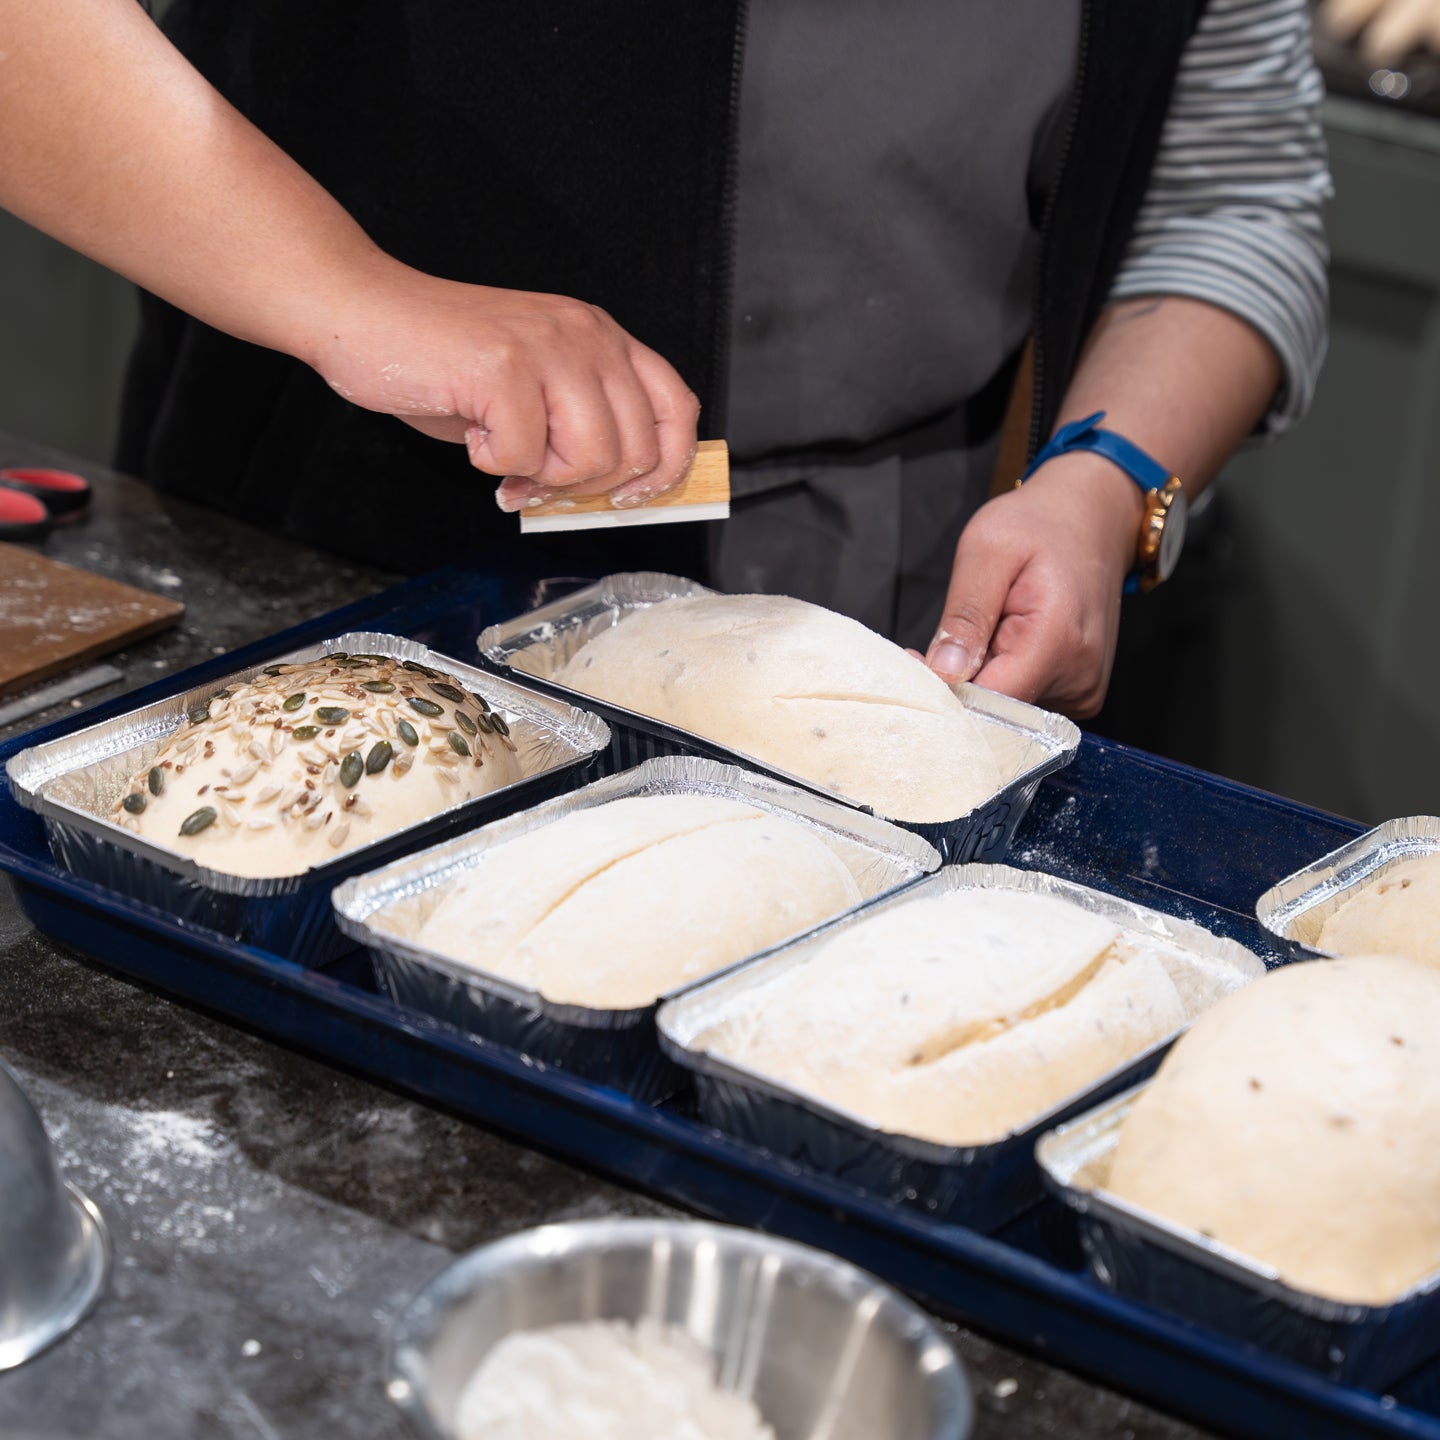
[554,594,1004,822]
[1108,955,1440,1305]
[1318,851,1440,969]
[410,794,863,1008]
[698,888,1187,1146]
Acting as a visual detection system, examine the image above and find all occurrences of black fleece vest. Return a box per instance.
[118,1,1203,578]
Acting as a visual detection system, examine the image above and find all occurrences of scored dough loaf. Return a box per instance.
[1107,955,1440,1305]
[698,888,1187,1146]
[553,594,1003,823]
[110,652,521,877]
[407,793,864,1009]
[1317,851,1440,969]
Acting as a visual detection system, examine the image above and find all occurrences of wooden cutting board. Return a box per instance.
[0,542,184,697]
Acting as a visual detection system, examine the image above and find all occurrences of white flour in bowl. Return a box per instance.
[454,1317,775,1440]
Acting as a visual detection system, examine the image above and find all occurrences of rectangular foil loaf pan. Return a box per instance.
[331,754,939,1102]
[1255,815,1440,960]
[5,632,609,967]
[476,572,1080,864]
[657,863,1264,1233]
[1036,1085,1440,1393]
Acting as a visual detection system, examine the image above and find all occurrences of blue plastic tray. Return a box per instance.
[5,561,1429,1440]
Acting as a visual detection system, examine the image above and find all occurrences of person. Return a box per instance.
[2,1,1328,719]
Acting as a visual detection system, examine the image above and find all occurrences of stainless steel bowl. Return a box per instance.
[0,1055,109,1369]
[387,1218,972,1440]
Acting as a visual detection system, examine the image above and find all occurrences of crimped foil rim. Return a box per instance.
[658,863,1265,1166]
[476,572,1081,827]
[1254,815,1440,956]
[333,754,941,1030]
[5,631,610,898]
[1036,1083,1440,1322]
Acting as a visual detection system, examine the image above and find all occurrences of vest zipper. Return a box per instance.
[1028,0,1094,463]
[707,0,750,439]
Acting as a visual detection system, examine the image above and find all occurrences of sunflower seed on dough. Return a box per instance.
[254,785,281,804]
[328,820,351,849]
[246,818,276,832]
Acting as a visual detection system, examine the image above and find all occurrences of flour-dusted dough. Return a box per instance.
[553,594,1004,823]
[455,1319,776,1440]
[410,793,863,1008]
[1107,955,1440,1306]
[698,888,1187,1146]
[111,653,521,877]
[1318,851,1440,969]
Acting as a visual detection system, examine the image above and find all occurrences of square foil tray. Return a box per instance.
[1037,1085,1440,1393]
[1254,815,1440,960]
[476,571,1080,864]
[5,632,609,966]
[331,754,940,1103]
[657,863,1263,1233]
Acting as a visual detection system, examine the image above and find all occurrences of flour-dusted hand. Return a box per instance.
[924,452,1142,718]
[308,267,700,504]
[0,0,699,513]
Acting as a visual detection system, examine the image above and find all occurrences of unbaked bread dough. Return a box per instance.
[111,652,521,877]
[1317,851,1440,969]
[553,594,1003,823]
[696,888,1189,1146]
[455,1319,775,1440]
[408,793,864,1008]
[1107,955,1440,1305]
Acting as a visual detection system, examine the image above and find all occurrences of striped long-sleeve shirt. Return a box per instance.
[727,0,1330,458]
[1111,0,1332,435]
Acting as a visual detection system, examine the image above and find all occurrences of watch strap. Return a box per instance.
[1021,410,1170,492]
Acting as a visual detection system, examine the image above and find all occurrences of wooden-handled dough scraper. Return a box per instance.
[518,439,730,535]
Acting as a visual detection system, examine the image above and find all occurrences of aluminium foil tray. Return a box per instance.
[5,561,1425,1440]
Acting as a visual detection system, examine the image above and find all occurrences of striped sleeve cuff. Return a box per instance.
[1108,0,1333,437]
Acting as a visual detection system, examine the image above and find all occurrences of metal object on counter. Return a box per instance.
[1254,814,1440,959]
[659,863,1264,1232]
[476,572,1081,864]
[0,1055,108,1370]
[386,1217,973,1440]
[0,664,124,731]
[333,755,939,1100]
[1037,1084,1440,1393]
[4,631,609,966]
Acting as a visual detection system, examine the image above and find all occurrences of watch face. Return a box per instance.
[1156,485,1189,583]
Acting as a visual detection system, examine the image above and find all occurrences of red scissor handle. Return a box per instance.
[0,487,52,541]
[0,467,91,518]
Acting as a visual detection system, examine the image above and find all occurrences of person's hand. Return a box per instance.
[923,452,1145,718]
[309,262,701,510]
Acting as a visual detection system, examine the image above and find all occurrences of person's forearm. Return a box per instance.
[1048,295,1283,501]
[0,0,382,368]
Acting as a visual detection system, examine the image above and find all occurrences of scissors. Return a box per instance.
[0,467,93,542]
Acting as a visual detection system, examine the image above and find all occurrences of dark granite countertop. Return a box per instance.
[0,435,1215,1440]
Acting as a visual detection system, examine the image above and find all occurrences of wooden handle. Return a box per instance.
[518,440,730,533]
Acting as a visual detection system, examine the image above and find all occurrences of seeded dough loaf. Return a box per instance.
[1317,851,1440,969]
[111,653,521,877]
[1107,956,1440,1305]
[697,888,1188,1146]
[407,793,864,1008]
[553,594,1003,823]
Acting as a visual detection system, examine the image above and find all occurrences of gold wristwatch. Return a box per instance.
[1020,411,1189,594]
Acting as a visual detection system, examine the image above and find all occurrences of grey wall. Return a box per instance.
[0,214,136,464]
[1214,96,1440,824]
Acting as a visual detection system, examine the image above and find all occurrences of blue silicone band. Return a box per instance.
[1021,411,1170,598]
[1021,411,1170,492]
